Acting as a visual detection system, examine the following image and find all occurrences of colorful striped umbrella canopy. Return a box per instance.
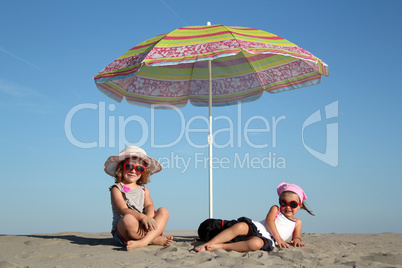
[94,24,329,217]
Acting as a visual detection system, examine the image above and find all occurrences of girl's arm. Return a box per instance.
[143,186,156,218]
[143,186,157,230]
[290,219,304,247]
[264,205,290,248]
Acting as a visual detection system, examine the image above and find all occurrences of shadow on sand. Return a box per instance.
[25,233,201,251]
[27,233,115,247]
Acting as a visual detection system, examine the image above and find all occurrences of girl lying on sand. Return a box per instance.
[195,182,314,252]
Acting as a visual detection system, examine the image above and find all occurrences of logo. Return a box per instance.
[302,101,339,167]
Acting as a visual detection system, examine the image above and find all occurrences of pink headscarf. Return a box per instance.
[277,182,307,203]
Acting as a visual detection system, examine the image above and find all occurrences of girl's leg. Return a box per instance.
[126,207,172,251]
[195,222,251,252]
[117,214,144,242]
[207,236,264,252]
[149,208,173,247]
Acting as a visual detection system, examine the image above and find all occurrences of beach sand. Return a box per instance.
[0,231,401,267]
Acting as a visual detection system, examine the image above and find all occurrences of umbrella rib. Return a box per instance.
[240,49,266,92]
[222,26,266,94]
[187,61,197,102]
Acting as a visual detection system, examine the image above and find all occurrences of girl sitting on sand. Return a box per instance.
[195,182,314,252]
[105,146,173,251]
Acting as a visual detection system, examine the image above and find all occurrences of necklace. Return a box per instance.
[120,183,130,193]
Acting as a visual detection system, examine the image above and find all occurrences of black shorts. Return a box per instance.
[236,217,275,251]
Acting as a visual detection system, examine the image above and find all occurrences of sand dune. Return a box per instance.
[0,231,401,267]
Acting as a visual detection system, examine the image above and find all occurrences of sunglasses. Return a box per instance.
[123,163,146,175]
[279,199,301,209]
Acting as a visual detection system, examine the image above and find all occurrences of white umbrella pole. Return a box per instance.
[208,59,213,219]
[206,21,213,219]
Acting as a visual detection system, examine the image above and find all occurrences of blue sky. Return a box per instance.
[1,0,401,235]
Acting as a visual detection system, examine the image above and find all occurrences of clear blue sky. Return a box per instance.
[1,0,401,235]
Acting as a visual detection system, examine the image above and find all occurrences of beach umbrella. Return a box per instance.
[94,23,329,218]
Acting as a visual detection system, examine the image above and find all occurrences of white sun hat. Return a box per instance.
[104,146,162,176]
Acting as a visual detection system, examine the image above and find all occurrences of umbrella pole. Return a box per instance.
[208,59,213,219]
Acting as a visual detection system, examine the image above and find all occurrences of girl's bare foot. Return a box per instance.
[206,244,223,252]
[126,236,173,251]
[126,240,146,251]
[195,243,209,252]
[151,235,173,247]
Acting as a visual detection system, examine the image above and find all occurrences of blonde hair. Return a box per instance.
[114,157,151,186]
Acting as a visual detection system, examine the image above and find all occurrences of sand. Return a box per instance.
[0,231,401,267]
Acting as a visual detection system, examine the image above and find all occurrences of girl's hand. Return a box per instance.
[291,237,305,247]
[275,237,290,249]
[141,215,158,231]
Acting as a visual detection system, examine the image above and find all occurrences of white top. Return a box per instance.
[109,184,145,232]
[252,209,297,247]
